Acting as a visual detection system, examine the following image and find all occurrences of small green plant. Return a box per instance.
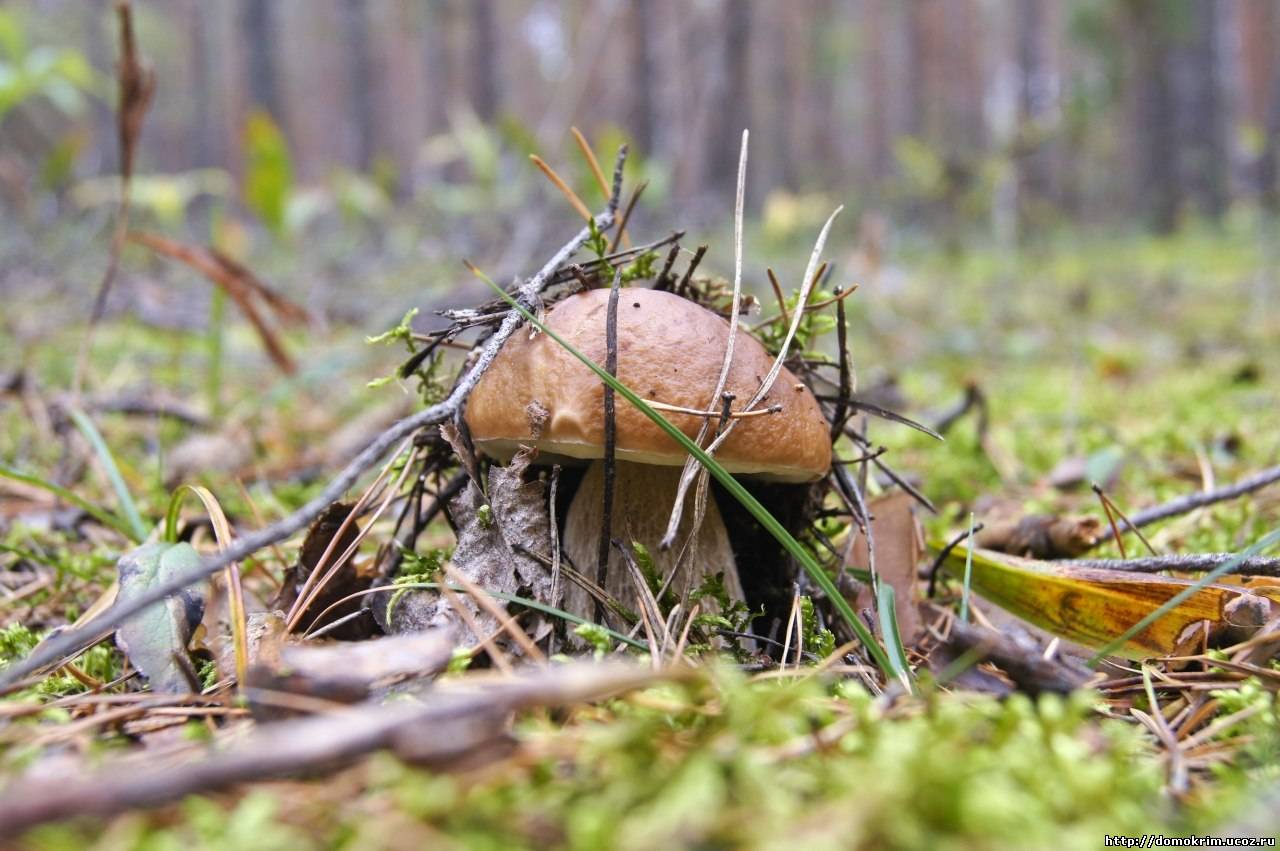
[798,595,836,659]
[573,622,613,658]
[367,308,449,405]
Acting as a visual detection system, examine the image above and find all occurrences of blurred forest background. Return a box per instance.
[4,0,1280,248]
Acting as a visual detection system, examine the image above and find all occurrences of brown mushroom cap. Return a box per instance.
[464,288,832,482]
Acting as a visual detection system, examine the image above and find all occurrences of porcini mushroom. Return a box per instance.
[464,287,831,624]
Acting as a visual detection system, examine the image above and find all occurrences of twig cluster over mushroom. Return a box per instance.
[465,287,831,625]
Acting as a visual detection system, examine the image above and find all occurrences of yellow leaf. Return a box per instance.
[936,545,1278,659]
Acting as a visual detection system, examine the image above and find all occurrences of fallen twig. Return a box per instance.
[1094,464,1280,544]
[935,614,1093,696]
[0,662,674,836]
[1054,553,1280,577]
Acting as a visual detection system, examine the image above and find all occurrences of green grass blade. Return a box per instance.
[0,464,141,542]
[67,408,148,542]
[960,511,975,622]
[876,583,912,687]
[476,278,897,679]
[1086,527,1280,666]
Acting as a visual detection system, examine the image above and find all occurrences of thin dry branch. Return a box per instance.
[1054,554,1280,577]
[0,150,628,688]
[1093,464,1280,544]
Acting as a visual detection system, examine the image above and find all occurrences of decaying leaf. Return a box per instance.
[272,502,377,640]
[115,542,206,693]
[377,446,555,647]
[936,545,1280,659]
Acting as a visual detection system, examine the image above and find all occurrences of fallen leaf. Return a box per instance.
[115,542,205,693]
[272,502,377,640]
[935,544,1279,659]
[245,628,456,716]
[848,492,924,643]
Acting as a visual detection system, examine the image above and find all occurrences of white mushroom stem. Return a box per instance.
[562,460,744,628]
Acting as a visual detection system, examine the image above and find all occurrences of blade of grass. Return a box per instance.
[876,583,912,687]
[67,408,148,542]
[1087,527,1280,666]
[0,465,140,543]
[475,276,897,679]
[960,511,975,622]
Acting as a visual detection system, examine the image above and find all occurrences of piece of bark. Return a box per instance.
[928,611,1093,696]
[375,447,555,647]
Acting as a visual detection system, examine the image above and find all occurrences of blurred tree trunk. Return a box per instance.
[422,0,452,133]
[769,1,797,191]
[863,0,893,182]
[1015,0,1051,214]
[630,0,656,157]
[906,0,950,146]
[187,0,219,168]
[808,0,838,176]
[1242,0,1280,207]
[705,0,751,199]
[1178,0,1227,219]
[1261,64,1280,210]
[241,0,281,118]
[1127,0,1180,233]
[468,0,499,121]
[945,0,985,154]
[343,0,375,171]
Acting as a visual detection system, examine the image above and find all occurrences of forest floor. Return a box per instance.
[2,213,1279,850]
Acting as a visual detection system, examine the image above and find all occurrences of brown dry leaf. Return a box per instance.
[936,544,1280,659]
[272,503,377,640]
[212,610,287,683]
[848,491,924,644]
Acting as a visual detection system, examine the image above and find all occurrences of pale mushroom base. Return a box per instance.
[562,460,744,628]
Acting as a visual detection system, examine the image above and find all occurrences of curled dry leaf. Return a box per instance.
[115,542,206,693]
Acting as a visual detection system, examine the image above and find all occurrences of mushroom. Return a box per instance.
[464,287,831,624]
